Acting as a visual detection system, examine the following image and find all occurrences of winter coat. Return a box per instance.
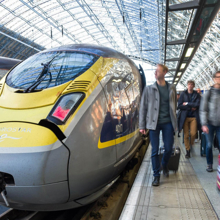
[139,81,177,130]
[200,87,220,126]
[177,90,201,132]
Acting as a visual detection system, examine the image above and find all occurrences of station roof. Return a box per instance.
[0,0,165,66]
[0,0,220,89]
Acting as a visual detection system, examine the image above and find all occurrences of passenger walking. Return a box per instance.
[139,64,177,186]
[200,71,220,172]
[196,88,202,141]
[178,80,200,158]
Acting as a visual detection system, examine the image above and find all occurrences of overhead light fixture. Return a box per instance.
[177,72,182,76]
[180,63,186,69]
[185,47,194,57]
[174,82,177,84]
[175,78,178,81]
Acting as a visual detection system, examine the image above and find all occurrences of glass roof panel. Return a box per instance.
[166,44,184,59]
[179,10,220,89]
[165,61,179,69]
[169,0,195,5]
[168,10,193,41]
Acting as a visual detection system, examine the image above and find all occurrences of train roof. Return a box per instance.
[0,56,21,70]
[43,44,130,60]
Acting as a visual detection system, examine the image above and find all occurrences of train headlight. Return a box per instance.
[48,93,84,124]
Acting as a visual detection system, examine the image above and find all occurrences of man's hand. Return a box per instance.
[139,129,146,135]
[202,125,209,134]
[183,102,188,106]
[192,107,196,111]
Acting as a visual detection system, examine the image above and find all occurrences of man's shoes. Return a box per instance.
[152,176,160,186]
[162,165,169,177]
[185,150,190,158]
[206,164,213,172]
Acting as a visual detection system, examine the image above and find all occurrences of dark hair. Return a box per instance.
[157,64,168,73]
[187,80,195,86]
[213,71,220,78]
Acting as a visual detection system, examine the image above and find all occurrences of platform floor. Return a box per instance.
[120,135,220,220]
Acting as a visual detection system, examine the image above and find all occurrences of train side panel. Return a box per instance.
[64,82,117,201]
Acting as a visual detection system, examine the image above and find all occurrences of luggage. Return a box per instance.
[200,132,206,157]
[159,146,181,173]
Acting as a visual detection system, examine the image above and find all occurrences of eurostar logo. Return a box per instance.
[0,127,31,132]
[0,134,21,142]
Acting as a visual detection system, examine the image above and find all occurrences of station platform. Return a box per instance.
[120,135,220,220]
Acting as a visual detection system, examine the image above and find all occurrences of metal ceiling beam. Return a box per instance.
[0,30,40,52]
[164,0,169,63]
[167,39,187,45]
[126,55,157,66]
[173,0,220,84]
[169,0,199,11]
[166,58,180,61]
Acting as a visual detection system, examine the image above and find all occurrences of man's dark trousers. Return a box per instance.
[205,124,220,165]
[149,122,174,177]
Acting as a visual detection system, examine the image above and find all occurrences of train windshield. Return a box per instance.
[6,51,99,91]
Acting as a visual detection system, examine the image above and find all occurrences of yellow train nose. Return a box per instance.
[0,122,58,150]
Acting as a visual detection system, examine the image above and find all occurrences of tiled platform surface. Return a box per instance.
[119,136,219,220]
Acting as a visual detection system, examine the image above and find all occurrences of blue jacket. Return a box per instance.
[177,90,201,131]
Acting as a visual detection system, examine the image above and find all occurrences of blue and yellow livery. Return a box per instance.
[0,44,145,211]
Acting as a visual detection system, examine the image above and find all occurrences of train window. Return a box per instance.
[126,85,134,103]
[133,82,140,99]
[6,51,99,92]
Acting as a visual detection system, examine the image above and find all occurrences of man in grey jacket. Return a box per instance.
[200,71,220,172]
[139,64,177,186]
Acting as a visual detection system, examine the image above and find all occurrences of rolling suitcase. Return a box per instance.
[159,146,181,173]
[200,132,206,157]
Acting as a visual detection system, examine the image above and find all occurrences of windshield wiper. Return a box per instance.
[24,54,59,93]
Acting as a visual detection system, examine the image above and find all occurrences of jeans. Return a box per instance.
[149,122,174,177]
[205,124,220,165]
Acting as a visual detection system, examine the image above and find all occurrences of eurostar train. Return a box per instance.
[0,44,145,211]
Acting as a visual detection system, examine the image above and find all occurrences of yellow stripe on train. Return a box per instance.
[98,129,139,149]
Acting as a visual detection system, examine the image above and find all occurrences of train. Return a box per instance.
[0,44,145,211]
